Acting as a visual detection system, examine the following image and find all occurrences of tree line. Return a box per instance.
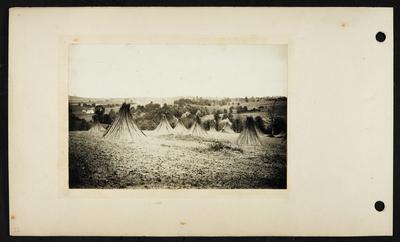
[69,98,286,135]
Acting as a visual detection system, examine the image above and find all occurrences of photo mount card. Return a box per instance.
[8,7,393,236]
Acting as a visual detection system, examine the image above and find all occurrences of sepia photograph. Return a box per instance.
[68,44,287,189]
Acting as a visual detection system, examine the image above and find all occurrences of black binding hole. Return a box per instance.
[376,32,386,42]
[375,201,385,212]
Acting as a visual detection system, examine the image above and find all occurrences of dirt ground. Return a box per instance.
[69,131,286,189]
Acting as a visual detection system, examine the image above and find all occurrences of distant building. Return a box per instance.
[258,106,266,111]
[82,109,95,114]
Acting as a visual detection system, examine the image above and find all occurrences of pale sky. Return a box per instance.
[69,44,287,98]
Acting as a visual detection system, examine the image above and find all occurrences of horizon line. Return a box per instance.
[69,95,288,99]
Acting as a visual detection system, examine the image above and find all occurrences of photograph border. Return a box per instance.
[66,42,289,191]
[61,36,290,196]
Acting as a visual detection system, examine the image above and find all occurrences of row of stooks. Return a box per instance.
[87,103,282,146]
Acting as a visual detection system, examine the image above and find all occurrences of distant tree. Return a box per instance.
[174,98,194,106]
[267,100,278,136]
[69,106,90,131]
[227,113,234,121]
[136,118,157,130]
[145,101,160,111]
[203,120,211,130]
[245,97,249,102]
[109,109,117,121]
[95,105,105,116]
[186,107,194,116]
[101,114,113,124]
[265,117,286,135]
[181,116,194,129]
[274,117,286,134]
[203,107,210,115]
[214,110,221,130]
[232,118,243,133]
[79,119,90,130]
[93,105,105,122]
[136,105,145,113]
[254,116,267,134]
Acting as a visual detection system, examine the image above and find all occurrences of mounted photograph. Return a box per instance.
[68,44,287,189]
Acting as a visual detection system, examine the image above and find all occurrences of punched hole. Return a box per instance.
[374,201,385,212]
[376,32,386,42]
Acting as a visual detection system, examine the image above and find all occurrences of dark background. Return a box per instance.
[0,0,398,241]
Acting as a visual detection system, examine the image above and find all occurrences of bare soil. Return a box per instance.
[69,131,286,189]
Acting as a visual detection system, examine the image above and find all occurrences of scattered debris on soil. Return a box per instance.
[69,131,286,189]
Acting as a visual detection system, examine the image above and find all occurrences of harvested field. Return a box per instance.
[69,131,286,189]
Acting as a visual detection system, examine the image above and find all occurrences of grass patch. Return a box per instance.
[258,149,287,188]
[262,152,286,165]
[208,141,243,153]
